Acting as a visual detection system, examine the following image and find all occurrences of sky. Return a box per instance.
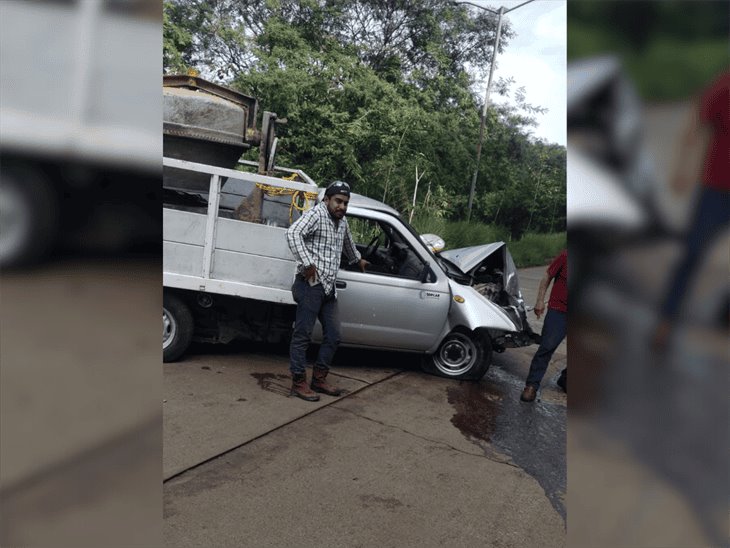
[463,0,567,146]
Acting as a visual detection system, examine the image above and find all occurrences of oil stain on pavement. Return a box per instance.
[250,372,291,397]
[447,366,566,521]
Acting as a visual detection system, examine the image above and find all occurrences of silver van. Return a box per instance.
[163,157,538,380]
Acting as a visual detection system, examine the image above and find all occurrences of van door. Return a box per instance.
[332,215,450,351]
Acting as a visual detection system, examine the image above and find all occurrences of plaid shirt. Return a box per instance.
[286,202,361,295]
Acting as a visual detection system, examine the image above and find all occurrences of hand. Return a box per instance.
[358,259,370,273]
[303,264,317,282]
[534,304,545,319]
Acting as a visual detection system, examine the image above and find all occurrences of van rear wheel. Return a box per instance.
[163,293,194,362]
[423,329,491,380]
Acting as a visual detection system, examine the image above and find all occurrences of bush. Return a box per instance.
[509,232,566,268]
[625,38,729,100]
[411,216,508,249]
[411,216,565,269]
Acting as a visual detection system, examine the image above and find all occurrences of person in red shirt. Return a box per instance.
[521,249,567,403]
[653,69,729,348]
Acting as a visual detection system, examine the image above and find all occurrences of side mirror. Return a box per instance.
[420,234,445,253]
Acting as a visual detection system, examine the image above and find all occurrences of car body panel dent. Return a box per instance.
[445,281,518,334]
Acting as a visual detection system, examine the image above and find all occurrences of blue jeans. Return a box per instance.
[289,277,341,376]
[660,186,730,321]
[525,308,566,388]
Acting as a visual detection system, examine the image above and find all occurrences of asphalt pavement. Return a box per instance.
[163,265,567,547]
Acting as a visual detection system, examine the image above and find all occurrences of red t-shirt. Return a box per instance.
[699,71,729,191]
[547,249,567,313]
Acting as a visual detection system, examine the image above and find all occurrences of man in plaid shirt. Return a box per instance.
[286,180,368,401]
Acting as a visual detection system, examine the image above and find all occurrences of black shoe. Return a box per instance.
[556,370,566,393]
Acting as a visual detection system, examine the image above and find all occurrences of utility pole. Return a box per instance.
[454,0,536,221]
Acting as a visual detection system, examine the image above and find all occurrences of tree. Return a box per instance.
[164,0,566,238]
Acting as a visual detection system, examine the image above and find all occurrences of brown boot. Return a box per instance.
[311,366,343,396]
[290,373,320,402]
[520,385,537,403]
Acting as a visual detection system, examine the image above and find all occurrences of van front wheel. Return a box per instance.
[163,293,194,362]
[423,329,491,380]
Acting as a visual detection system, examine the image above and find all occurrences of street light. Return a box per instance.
[454,0,536,221]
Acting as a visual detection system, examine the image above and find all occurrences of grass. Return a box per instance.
[508,232,567,268]
[411,215,565,269]
[625,38,728,101]
[412,217,509,250]
[569,26,728,101]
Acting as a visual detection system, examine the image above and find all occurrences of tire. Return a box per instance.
[163,293,194,362]
[422,328,492,380]
[0,163,59,269]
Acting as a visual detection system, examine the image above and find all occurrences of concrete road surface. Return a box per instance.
[163,265,567,547]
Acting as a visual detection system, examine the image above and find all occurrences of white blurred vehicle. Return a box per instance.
[0,0,161,268]
[567,55,656,235]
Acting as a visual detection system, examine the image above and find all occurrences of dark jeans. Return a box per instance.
[289,277,340,376]
[660,186,730,321]
[525,308,566,388]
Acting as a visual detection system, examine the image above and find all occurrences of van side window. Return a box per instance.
[344,216,425,280]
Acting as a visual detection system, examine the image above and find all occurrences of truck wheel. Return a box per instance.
[423,329,491,380]
[0,164,58,269]
[163,293,194,362]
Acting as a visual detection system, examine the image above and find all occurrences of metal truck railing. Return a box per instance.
[163,156,319,304]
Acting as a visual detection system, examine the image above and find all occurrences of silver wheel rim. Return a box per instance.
[434,332,476,376]
[163,306,177,350]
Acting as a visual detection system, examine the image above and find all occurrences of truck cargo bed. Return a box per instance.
[163,157,319,305]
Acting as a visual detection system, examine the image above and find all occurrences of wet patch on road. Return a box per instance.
[250,372,291,397]
[447,382,502,444]
[447,366,566,521]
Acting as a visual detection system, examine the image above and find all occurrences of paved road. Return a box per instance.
[567,100,728,547]
[163,266,567,547]
[0,258,162,547]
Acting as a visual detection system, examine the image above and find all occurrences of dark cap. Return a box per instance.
[324,180,351,198]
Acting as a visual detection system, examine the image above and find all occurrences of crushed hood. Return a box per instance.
[439,242,505,274]
[440,242,521,301]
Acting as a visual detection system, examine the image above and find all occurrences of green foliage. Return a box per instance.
[625,39,729,100]
[412,216,509,249]
[164,0,567,239]
[163,1,193,73]
[411,214,564,267]
[568,0,729,101]
[508,232,567,268]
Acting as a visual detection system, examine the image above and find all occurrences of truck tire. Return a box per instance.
[0,163,58,269]
[163,293,194,362]
[422,328,491,380]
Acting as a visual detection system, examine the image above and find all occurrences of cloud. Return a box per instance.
[489,0,566,144]
[535,2,567,41]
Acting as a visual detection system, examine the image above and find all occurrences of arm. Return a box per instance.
[670,97,712,195]
[534,273,552,319]
[286,211,318,276]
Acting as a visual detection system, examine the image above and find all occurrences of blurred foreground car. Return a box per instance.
[567,55,729,547]
[567,55,654,238]
[567,55,727,327]
[0,0,160,268]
